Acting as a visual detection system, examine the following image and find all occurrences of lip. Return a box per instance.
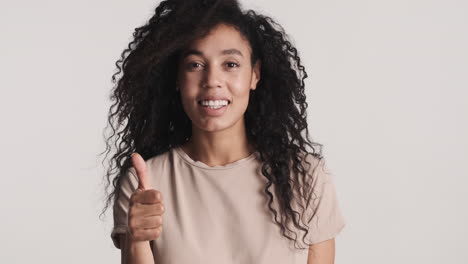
[197,96,231,104]
[198,102,230,117]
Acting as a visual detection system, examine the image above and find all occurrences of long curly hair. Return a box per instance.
[100,0,325,250]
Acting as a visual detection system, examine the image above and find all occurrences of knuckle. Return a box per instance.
[155,190,163,201]
[144,189,161,202]
[151,203,164,214]
[151,215,162,227]
[148,190,160,201]
[159,204,165,213]
[151,228,161,239]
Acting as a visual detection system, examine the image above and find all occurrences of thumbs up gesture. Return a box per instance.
[127,152,165,242]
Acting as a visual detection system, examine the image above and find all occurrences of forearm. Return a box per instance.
[121,234,155,264]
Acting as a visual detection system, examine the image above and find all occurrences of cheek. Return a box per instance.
[180,91,197,110]
[229,72,252,95]
[226,68,252,87]
[183,72,201,82]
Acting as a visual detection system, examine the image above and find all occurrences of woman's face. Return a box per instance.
[177,23,261,133]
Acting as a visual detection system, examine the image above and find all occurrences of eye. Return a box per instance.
[226,62,240,68]
[186,62,204,71]
[191,62,202,68]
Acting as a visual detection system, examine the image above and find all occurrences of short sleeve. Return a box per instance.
[302,157,346,244]
[110,167,139,249]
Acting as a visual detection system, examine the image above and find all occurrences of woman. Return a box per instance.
[100,0,346,263]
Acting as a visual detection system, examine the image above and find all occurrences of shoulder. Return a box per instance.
[143,148,174,186]
[146,149,171,168]
[291,151,334,193]
[298,151,329,177]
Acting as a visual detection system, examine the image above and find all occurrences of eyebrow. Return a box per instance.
[181,48,244,59]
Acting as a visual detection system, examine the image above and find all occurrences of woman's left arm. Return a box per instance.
[307,238,335,264]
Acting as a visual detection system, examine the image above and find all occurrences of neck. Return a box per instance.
[180,124,255,167]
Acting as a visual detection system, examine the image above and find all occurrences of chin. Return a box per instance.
[193,117,242,133]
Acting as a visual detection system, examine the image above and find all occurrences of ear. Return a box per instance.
[250,60,261,90]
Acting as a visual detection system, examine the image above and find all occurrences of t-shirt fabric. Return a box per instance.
[111,146,346,263]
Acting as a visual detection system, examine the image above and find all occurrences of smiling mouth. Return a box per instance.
[197,100,231,105]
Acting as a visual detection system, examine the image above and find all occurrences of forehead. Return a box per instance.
[183,23,252,56]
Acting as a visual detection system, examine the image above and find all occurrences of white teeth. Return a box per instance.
[200,100,229,106]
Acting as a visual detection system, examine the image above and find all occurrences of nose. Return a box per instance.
[202,65,222,88]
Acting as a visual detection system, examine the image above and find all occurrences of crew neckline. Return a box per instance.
[173,145,259,170]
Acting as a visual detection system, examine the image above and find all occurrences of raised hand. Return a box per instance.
[127,152,165,242]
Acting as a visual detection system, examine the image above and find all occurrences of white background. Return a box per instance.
[1,0,467,263]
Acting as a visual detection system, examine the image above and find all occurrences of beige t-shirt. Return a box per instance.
[111,146,346,263]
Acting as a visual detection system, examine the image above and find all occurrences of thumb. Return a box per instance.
[131,152,151,191]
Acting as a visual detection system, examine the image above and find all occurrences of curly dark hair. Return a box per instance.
[100,0,325,250]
